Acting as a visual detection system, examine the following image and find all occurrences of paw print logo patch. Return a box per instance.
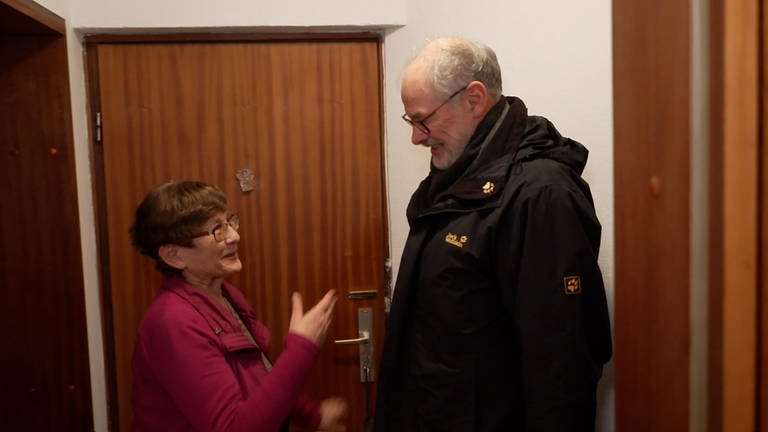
[444,232,469,248]
[563,276,581,295]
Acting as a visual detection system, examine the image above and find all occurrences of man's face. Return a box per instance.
[401,69,475,170]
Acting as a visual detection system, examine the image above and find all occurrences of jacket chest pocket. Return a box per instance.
[219,330,259,352]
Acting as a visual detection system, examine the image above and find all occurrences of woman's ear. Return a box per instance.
[158,244,186,270]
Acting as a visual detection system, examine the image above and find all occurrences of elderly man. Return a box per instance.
[374,37,612,432]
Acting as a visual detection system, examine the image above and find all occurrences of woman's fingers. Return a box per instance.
[288,290,338,345]
[289,291,303,329]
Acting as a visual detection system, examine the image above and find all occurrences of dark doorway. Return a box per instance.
[0,0,93,430]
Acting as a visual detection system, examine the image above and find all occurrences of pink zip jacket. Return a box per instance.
[131,276,321,431]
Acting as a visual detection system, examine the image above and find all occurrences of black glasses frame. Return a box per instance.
[401,85,468,135]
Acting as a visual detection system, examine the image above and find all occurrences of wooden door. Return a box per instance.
[0,0,92,430]
[88,37,387,432]
[613,0,692,429]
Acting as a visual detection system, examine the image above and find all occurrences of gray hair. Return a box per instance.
[420,37,503,99]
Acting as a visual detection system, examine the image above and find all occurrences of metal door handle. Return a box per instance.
[332,307,375,382]
[334,331,370,345]
[347,290,377,300]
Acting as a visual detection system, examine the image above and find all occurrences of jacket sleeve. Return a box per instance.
[135,304,321,432]
[496,182,612,431]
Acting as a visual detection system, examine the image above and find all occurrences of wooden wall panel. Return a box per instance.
[612,0,691,430]
[709,0,760,430]
[760,1,768,428]
[615,0,763,429]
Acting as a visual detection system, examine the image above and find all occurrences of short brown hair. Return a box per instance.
[130,180,227,276]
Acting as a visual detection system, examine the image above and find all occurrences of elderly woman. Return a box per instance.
[129,180,346,432]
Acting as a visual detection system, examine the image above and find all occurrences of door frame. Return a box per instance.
[708,0,761,429]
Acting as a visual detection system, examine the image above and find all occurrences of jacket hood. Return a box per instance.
[407,97,589,220]
[516,115,589,175]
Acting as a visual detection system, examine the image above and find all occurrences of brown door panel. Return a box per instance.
[93,38,386,432]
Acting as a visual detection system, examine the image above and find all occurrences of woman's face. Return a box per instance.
[177,212,242,285]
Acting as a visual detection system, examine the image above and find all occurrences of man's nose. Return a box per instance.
[411,126,428,145]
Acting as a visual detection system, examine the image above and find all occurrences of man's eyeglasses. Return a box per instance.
[192,214,239,242]
[401,85,468,135]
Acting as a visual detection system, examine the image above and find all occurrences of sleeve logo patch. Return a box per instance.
[444,232,469,248]
[564,276,581,295]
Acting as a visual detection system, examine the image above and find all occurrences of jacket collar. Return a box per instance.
[407,96,528,220]
[161,276,270,352]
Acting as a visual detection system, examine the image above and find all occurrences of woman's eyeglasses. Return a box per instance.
[191,214,239,242]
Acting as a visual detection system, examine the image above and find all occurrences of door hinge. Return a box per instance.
[95,112,102,143]
[384,258,392,314]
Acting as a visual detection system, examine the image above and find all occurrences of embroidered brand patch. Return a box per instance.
[563,276,581,295]
[444,232,469,248]
[482,181,495,195]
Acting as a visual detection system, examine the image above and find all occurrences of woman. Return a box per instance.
[129,180,346,431]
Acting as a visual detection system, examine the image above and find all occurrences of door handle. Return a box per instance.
[334,331,370,345]
[333,307,374,382]
[347,290,377,300]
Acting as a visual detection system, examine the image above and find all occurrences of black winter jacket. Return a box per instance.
[374,97,612,432]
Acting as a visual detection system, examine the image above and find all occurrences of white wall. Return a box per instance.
[70,0,405,28]
[45,0,615,430]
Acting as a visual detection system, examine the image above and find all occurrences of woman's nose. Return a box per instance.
[225,228,240,243]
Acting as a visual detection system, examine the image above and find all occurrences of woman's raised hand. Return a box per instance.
[289,290,338,346]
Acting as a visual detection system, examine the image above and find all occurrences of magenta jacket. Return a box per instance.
[131,276,322,431]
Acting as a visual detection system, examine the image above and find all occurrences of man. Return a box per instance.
[374,37,612,431]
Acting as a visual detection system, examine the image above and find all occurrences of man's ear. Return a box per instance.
[158,244,186,270]
[465,80,489,117]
